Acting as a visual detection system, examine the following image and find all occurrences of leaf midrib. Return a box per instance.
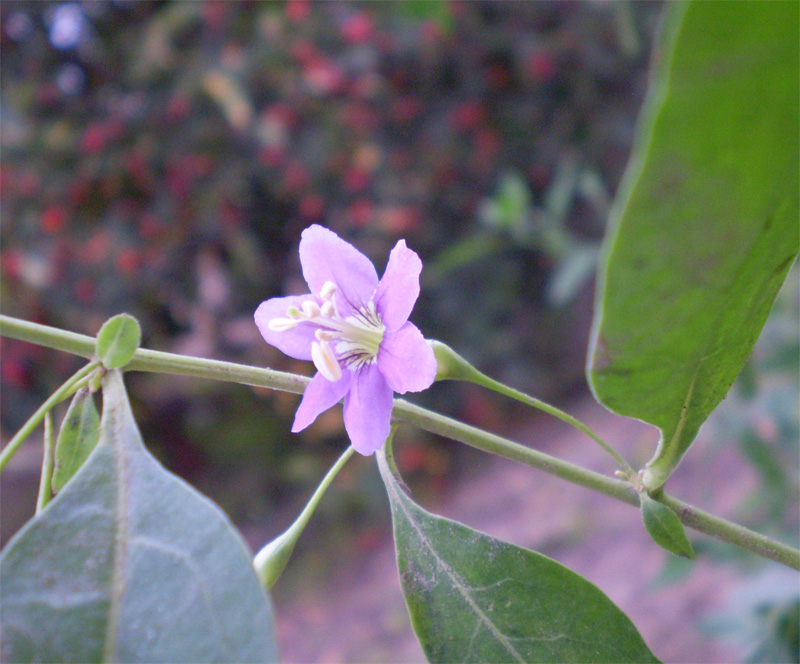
[101,373,131,663]
[382,455,526,664]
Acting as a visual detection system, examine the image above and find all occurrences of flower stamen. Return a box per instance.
[320,281,337,300]
[302,300,321,318]
[270,290,385,380]
[268,317,298,332]
[312,339,342,381]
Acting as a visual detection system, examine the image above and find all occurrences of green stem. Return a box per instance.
[35,413,55,513]
[2,315,798,570]
[0,359,101,473]
[281,445,355,545]
[393,399,639,506]
[479,372,637,477]
[431,340,637,477]
[392,399,799,569]
[0,314,308,395]
[660,493,797,570]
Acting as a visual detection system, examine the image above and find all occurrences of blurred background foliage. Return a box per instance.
[1,0,660,523]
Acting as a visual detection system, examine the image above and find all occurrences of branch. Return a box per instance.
[2,314,797,570]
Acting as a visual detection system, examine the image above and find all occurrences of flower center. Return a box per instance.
[269,281,385,381]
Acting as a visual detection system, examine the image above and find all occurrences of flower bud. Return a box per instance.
[429,339,480,382]
[253,446,355,589]
[254,529,298,590]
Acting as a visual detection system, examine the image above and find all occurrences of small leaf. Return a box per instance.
[95,313,141,369]
[51,387,100,493]
[377,447,660,664]
[1,370,277,663]
[639,493,695,559]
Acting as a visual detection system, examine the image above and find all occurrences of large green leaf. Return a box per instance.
[0,370,277,663]
[377,447,659,663]
[589,1,799,490]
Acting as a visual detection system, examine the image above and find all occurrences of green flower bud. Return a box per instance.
[429,340,482,382]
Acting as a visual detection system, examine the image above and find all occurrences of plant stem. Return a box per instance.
[431,340,637,477]
[660,493,798,570]
[35,413,55,513]
[0,359,101,473]
[393,399,639,505]
[392,399,799,570]
[473,370,636,476]
[2,314,798,570]
[0,314,309,395]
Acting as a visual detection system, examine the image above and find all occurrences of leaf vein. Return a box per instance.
[386,476,527,663]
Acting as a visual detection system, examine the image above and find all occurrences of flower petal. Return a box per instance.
[254,295,318,360]
[378,322,436,394]
[292,371,351,432]
[374,240,423,331]
[299,225,378,316]
[343,365,393,455]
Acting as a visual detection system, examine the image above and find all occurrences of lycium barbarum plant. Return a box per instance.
[1,3,798,663]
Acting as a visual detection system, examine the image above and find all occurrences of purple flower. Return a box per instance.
[255,225,436,455]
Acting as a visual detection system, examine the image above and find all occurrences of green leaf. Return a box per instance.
[0,371,277,663]
[639,492,695,559]
[51,387,100,493]
[588,1,799,490]
[377,447,660,664]
[96,313,141,369]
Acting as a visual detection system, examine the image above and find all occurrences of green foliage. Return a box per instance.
[589,1,800,490]
[639,492,695,559]
[51,387,100,493]
[711,270,799,539]
[95,313,141,370]
[0,371,277,663]
[377,446,660,663]
[35,412,56,512]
